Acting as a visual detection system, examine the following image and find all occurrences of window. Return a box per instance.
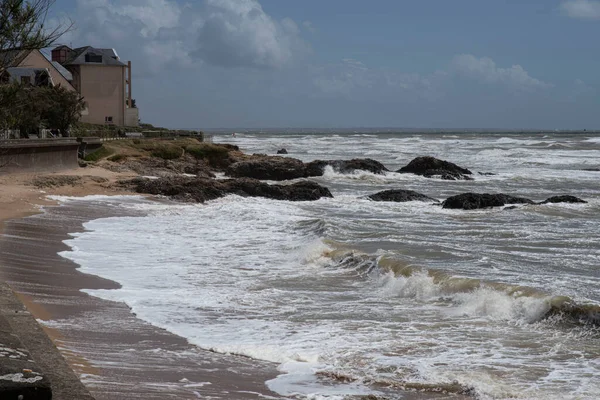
[105,116,114,124]
[21,76,31,85]
[85,53,103,63]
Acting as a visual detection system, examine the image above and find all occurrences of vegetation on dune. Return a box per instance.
[83,145,113,162]
[186,143,229,162]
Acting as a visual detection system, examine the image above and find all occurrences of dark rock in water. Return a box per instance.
[127,176,333,202]
[582,168,600,172]
[478,172,497,176]
[397,156,473,180]
[503,206,519,210]
[305,158,389,176]
[442,193,534,210]
[226,179,333,201]
[277,148,288,154]
[226,157,306,181]
[368,189,439,203]
[540,195,587,204]
[545,297,600,328]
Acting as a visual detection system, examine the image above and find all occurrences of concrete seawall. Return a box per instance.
[0,282,94,399]
[0,139,80,174]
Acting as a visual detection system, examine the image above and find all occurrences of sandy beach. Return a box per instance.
[0,167,283,399]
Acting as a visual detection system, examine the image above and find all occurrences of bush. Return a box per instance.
[151,145,183,160]
[108,154,126,162]
[186,144,229,160]
[83,146,113,162]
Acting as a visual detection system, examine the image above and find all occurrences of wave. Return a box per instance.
[320,166,413,184]
[320,249,600,329]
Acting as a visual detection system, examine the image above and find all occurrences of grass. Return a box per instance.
[83,146,113,162]
[151,145,183,160]
[96,138,233,164]
[108,154,126,162]
[186,144,229,160]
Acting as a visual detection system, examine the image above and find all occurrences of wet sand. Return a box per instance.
[0,196,284,399]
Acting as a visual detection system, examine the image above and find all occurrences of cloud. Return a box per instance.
[193,0,308,68]
[311,58,446,101]
[303,21,316,34]
[63,0,308,74]
[560,0,600,19]
[451,54,551,90]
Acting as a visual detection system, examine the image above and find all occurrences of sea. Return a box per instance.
[56,131,600,399]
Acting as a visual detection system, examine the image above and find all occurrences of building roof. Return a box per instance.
[64,46,127,67]
[4,67,54,85]
[51,61,73,81]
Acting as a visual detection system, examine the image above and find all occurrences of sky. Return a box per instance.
[50,0,599,130]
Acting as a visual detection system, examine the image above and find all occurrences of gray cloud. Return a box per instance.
[451,54,552,91]
[193,0,308,68]
[64,0,308,74]
[560,0,600,19]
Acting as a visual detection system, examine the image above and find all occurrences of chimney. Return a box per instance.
[51,46,71,64]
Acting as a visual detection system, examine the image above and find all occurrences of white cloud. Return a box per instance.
[311,58,445,101]
[63,0,307,74]
[561,0,600,19]
[451,54,551,90]
[193,0,308,68]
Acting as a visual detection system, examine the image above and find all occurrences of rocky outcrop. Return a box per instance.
[305,158,389,176]
[277,148,288,154]
[540,195,587,204]
[368,189,439,203]
[397,156,473,180]
[442,193,534,210]
[226,157,306,181]
[127,177,333,203]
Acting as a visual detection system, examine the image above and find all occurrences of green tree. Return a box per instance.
[43,85,85,135]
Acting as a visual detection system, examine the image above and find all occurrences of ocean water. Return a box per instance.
[58,132,600,399]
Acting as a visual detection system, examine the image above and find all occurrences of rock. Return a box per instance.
[226,157,306,181]
[582,168,600,172]
[478,172,497,176]
[442,193,534,210]
[225,179,333,201]
[539,195,587,204]
[118,156,216,179]
[305,158,389,176]
[277,148,288,154]
[368,189,439,203]
[397,156,473,180]
[127,177,333,202]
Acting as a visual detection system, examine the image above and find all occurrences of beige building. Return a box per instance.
[0,49,75,89]
[52,46,138,127]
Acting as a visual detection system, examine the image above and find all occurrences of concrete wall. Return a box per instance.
[78,65,126,126]
[125,107,139,127]
[19,50,75,90]
[0,139,80,174]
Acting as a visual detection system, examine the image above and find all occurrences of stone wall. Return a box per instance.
[0,139,80,174]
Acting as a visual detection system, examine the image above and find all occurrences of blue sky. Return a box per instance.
[51,0,599,129]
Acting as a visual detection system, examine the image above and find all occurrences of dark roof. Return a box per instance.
[64,46,127,67]
[51,61,73,81]
[4,67,53,86]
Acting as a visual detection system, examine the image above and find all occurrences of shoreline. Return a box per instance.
[0,168,283,399]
